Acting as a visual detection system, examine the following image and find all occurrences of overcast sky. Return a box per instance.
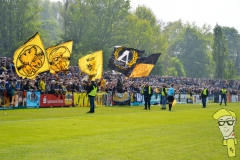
[50,0,240,31]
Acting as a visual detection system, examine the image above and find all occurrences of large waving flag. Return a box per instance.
[78,51,103,80]
[129,53,161,78]
[108,46,145,77]
[13,33,49,79]
[46,40,73,74]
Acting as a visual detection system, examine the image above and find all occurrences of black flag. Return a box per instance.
[108,46,145,77]
[129,53,161,78]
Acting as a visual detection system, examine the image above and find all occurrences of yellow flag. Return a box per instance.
[129,64,154,77]
[129,53,161,78]
[172,99,178,106]
[13,33,49,79]
[46,40,73,74]
[78,51,103,80]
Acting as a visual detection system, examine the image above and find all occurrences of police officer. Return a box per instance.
[201,86,209,108]
[87,81,98,113]
[142,82,153,110]
[220,86,227,106]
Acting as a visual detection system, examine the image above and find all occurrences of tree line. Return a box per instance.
[0,0,240,79]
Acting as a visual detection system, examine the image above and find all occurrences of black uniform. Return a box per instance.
[220,87,227,106]
[142,84,153,110]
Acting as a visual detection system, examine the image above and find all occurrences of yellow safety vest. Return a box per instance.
[142,86,151,94]
[202,89,207,95]
[148,86,152,94]
[221,89,227,94]
[88,86,97,96]
[161,88,167,96]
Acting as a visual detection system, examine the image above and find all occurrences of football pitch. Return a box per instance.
[0,103,239,160]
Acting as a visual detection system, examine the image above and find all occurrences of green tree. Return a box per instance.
[170,57,186,77]
[212,25,228,78]
[224,60,236,79]
[126,5,165,75]
[166,67,178,76]
[60,0,131,67]
[39,0,63,46]
[163,20,185,42]
[162,20,185,75]
[0,0,42,57]
[168,25,210,78]
[222,27,240,75]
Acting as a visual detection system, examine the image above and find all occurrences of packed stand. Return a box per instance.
[0,56,240,107]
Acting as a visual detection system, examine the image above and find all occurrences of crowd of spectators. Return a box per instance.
[1,56,240,99]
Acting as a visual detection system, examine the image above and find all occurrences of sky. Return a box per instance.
[50,0,240,31]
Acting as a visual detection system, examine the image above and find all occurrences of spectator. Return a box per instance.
[39,77,46,94]
[5,79,14,106]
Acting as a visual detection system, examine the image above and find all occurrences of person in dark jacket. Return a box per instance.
[5,79,15,105]
[87,81,98,113]
[142,82,153,110]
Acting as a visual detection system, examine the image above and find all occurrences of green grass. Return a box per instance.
[0,103,239,160]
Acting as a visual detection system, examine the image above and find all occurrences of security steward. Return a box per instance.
[87,81,98,113]
[201,86,209,108]
[142,82,153,110]
[220,86,227,106]
[161,85,168,109]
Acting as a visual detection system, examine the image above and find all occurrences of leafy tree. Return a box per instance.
[212,25,228,78]
[162,20,185,43]
[60,0,131,67]
[162,20,185,75]
[224,60,236,79]
[170,57,186,77]
[151,60,164,76]
[166,67,178,76]
[0,0,42,57]
[39,0,63,46]
[168,25,210,78]
[123,14,154,51]
[126,5,165,75]
[222,27,240,74]
[198,24,214,77]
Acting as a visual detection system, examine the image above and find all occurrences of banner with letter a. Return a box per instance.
[108,46,144,77]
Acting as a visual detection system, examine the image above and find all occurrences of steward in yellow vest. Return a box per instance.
[87,81,98,113]
[142,83,153,110]
[161,85,168,109]
[220,86,227,106]
[200,87,209,108]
